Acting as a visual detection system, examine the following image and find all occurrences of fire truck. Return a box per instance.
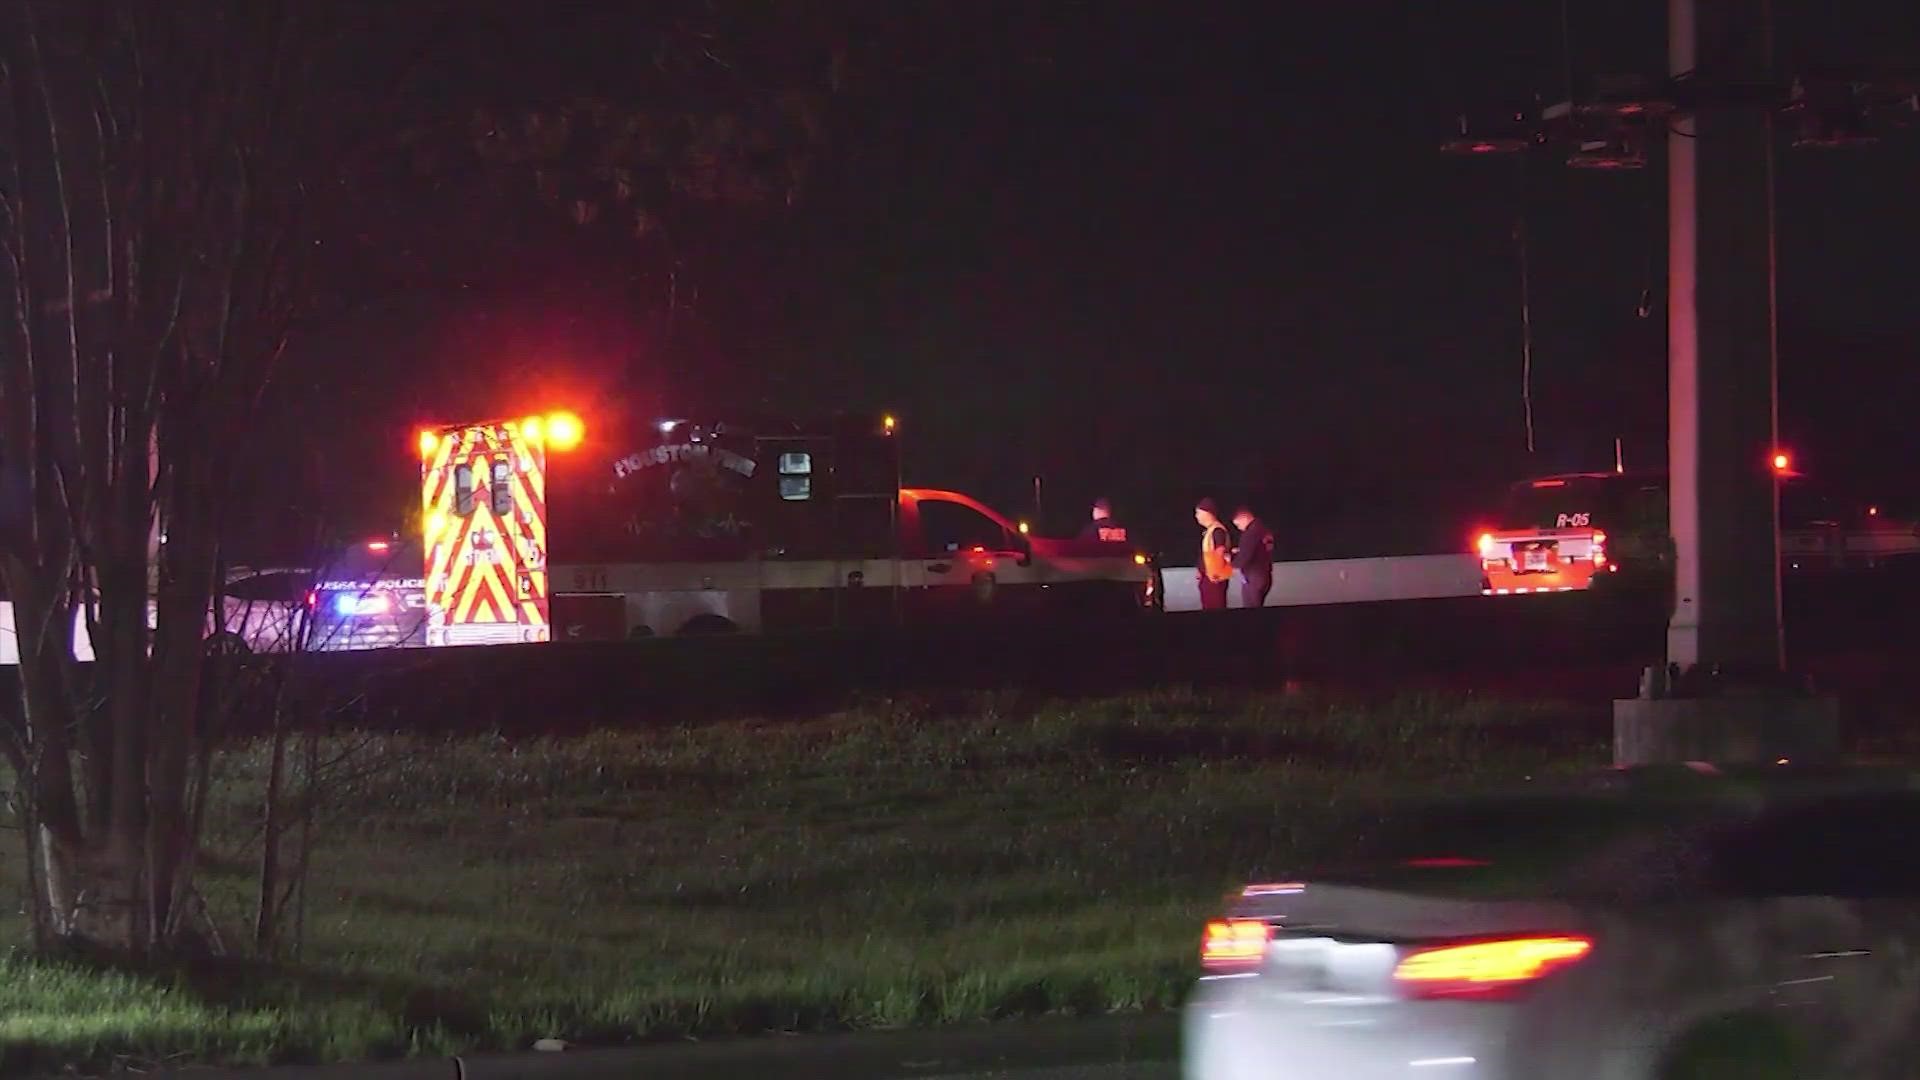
[1476,470,1920,595]
[416,410,1155,644]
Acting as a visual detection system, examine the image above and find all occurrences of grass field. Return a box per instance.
[0,689,1609,1073]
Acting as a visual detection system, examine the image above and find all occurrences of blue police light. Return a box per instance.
[332,592,389,617]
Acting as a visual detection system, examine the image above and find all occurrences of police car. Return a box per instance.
[217,538,427,653]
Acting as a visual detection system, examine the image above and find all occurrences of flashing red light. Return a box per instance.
[1393,935,1593,1000]
[1531,478,1567,488]
[418,430,439,458]
[1590,530,1607,566]
[1201,919,1269,973]
[366,540,390,553]
[305,590,317,608]
[1476,532,1497,560]
[545,411,584,452]
[1772,452,1791,473]
[1869,506,1880,517]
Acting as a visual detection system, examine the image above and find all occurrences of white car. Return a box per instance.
[1184,767,1920,1080]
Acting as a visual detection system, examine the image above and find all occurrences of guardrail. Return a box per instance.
[1159,554,1485,611]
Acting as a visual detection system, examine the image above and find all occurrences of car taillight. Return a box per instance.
[1590,530,1608,566]
[1201,919,1269,973]
[1392,935,1592,1001]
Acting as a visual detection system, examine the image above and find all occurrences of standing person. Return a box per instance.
[1194,498,1233,610]
[1231,505,1275,609]
[1079,497,1129,543]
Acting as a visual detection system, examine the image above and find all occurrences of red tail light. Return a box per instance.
[1590,530,1608,566]
[1392,935,1592,1000]
[1201,919,1269,973]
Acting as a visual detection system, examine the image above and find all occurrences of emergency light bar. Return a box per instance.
[418,411,585,458]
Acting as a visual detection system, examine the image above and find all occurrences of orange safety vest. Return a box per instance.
[1200,524,1233,583]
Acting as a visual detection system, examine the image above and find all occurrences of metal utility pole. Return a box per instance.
[1440,0,1869,763]
[1610,0,1835,766]
[1662,0,1786,679]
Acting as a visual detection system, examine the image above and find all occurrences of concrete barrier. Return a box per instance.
[0,601,96,665]
[1160,554,1484,612]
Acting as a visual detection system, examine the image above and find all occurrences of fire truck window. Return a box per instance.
[490,458,512,516]
[777,452,812,501]
[453,464,475,515]
[917,500,1012,556]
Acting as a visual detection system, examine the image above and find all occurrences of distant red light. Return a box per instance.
[366,540,390,553]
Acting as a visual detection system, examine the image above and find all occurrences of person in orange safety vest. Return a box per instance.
[1194,497,1233,610]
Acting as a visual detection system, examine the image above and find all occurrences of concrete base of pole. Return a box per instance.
[1613,693,1840,767]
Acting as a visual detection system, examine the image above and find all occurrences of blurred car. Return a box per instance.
[215,566,312,654]
[1184,766,1920,1080]
[217,538,426,653]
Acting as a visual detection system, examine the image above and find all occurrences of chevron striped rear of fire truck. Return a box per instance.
[419,415,577,646]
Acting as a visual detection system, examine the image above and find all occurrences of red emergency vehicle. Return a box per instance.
[418,410,1154,643]
[1476,469,1919,595]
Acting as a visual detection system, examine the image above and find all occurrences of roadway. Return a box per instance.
[153,1015,1181,1080]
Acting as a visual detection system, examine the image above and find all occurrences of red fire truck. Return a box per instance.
[416,410,1154,644]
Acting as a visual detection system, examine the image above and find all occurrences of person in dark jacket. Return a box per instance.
[1079,497,1129,543]
[1194,498,1233,610]
[1231,505,1275,609]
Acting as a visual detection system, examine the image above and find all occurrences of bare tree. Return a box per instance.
[0,0,446,954]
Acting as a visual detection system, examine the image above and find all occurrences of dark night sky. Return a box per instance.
[256,0,1920,563]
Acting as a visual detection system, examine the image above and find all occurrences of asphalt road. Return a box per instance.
[912,1065,1176,1080]
[153,1014,1184,1080]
